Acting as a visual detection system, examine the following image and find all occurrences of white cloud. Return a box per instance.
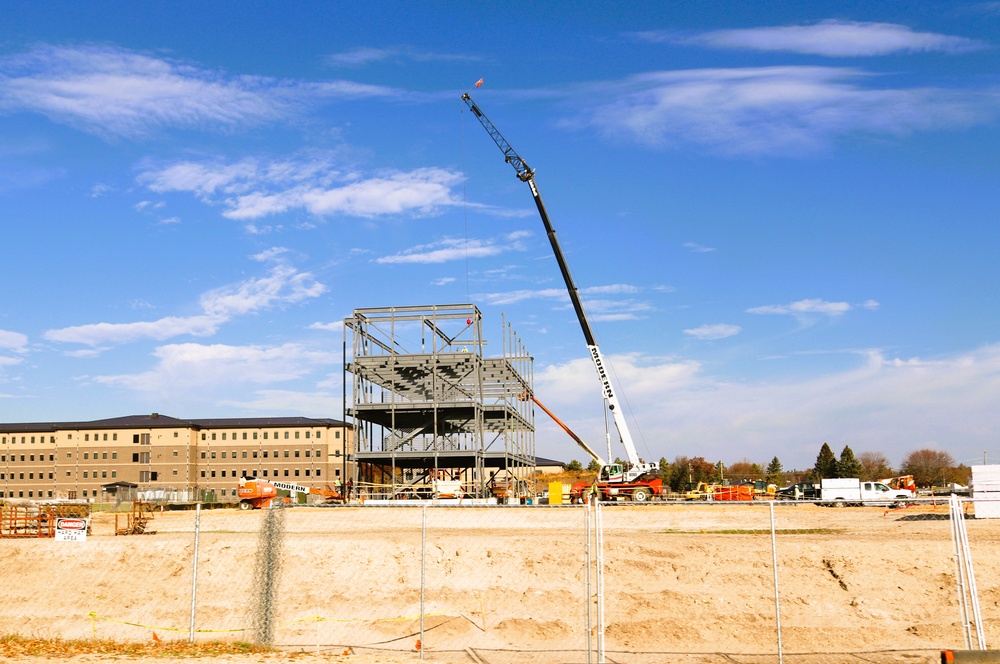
[44,315,224,346]
[572,67,1000,155]
[94,342,339,392]
[684,324,742,340]
[326,47,479,68]
[218,389,342,415]
[747,298,854,316]
[0,45,295,138]
[45,264,325,346]
[674,20,986,57]
[309,321,343,332]
[0,45,405,139]
[376,236,518,265]
[138,156,464,223]
[200,265,326,317]
[0,330,28,353]
[533,344,1000,469]
[683,242,716,253]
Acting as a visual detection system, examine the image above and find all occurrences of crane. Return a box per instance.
[463,93,660,497]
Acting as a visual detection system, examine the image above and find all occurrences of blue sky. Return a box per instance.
[1,1,998,471]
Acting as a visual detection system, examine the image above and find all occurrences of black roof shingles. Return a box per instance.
[1,413,348,433]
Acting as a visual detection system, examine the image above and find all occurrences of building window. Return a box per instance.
[211,471,216,478]
[221,470,227,478]
[253,433,258,440]
[305,431,310,439]
[211,451,216,459]
[173,450,178,457]
[83,472,88,478]
[242,451,247,459]
[334,431,340,439]
[283,469,289,477]
[263,451,268,459]
[173,432,178,438]
[102,452,107,460]
[200,471,206,478]
[173,469,178,476]
[243,432,247,440]
[84,453,89,460]
[253,451,258,458]
[212,433,217,441]
[112,452,117,460]
[295,431,300,439]
[294,469,300,477]
[201,452,206,459]
[102,471,107,479]
[284,432,289,439]
[113,433,117,441]
[221,452,227,459]
[112,471,117,478]
[263,432,268,440]
[201,433,206,440]
[222,433,226,440]
[284,450,289,458]
[262,470,268,477]
[103,433,108,441]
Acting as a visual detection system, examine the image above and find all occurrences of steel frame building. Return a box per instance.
[344,304,535,500]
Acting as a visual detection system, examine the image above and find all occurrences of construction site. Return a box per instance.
[344,304,536,503]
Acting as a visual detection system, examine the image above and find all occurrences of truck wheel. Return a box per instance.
[239,500,253,511]
[632,488,652,502]
[833,500,846,508]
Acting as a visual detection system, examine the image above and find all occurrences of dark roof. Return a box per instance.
[1,413,349,433]
[535,456,566,467]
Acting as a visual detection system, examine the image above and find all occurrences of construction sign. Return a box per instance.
[55,518,90,542]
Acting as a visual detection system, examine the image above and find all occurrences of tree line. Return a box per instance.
[563,442,972,490]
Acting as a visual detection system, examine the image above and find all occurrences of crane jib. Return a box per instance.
[462,93,648,471]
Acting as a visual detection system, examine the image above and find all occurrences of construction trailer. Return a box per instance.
[344,304,536,501]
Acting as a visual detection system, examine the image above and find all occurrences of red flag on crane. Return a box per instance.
[475,78,484,88]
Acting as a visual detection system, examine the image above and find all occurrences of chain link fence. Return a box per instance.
[0,497,997,663]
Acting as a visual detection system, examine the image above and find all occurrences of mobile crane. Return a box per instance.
[463,93,661,502]
[237,476,342,510]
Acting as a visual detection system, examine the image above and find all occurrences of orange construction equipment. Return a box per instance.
[879,475,917,492]
[237,476,342,510]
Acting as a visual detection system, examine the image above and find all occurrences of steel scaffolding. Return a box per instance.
[344,304,536,501]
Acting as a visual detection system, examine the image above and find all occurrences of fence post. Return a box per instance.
[420,504,427,660]
[188,503,201,643]
[769,501,783,664]
[586,502,592,664]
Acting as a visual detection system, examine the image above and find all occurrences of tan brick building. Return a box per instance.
[0,413,354,504]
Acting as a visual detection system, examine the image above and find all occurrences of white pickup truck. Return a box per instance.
[820,478,914,506]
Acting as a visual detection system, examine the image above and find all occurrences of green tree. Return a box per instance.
[765,456,783,484]
[586,458,601,472]
[659,456,670,477]
[566,459,583,472]
[813,442,838,479]
[837,445,864,478]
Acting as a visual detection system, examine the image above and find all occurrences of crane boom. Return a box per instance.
[463,93,656,480]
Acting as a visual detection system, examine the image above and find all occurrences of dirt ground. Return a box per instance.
[1,499,996,664]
